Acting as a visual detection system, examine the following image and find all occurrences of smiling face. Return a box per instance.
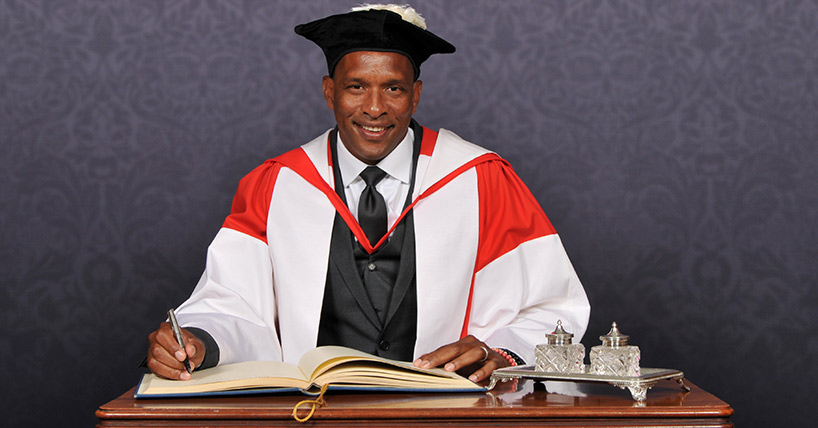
[322,51,422,165]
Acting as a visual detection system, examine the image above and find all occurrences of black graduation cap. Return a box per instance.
[294,8,455,79]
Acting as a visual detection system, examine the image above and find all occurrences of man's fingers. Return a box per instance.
[159,322,205,365]
[413,341,466,369]
[413,335,493,370]
[467,359,501,382]
[412,335,511,383]
[147,340,192,380]
[149,339,179,367]
[442,345,488,372]
[147,357,191,381]
[155,323,185,359]
[146,322,200,380]
[183,337,206,369]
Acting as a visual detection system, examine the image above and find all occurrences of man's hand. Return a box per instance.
[146,322,206,380]
[412,335,509,382]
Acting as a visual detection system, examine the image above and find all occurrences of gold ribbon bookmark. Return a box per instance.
[292,383,330,423]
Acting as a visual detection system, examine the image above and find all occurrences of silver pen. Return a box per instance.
[167,308,192,374]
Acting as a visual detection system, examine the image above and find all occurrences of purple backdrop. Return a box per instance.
[2,1,817,426]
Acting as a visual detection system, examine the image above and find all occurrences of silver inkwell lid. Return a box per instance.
[546,320,575,345]
[599,322,630,347]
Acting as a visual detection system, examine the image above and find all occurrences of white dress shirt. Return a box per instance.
[336,128,414,235]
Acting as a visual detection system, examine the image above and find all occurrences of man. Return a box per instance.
[147,4,590,384]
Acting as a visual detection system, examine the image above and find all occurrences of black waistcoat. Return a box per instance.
[316,122,422,361]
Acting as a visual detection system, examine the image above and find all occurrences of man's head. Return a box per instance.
[322,50,420,164]
[296,4,455,164]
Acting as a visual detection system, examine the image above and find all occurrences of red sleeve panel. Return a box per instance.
[474,160,557,273]
[460,159,558,338]
[221,160,282,244]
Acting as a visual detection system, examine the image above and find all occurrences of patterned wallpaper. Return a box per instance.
[2,1,817,426]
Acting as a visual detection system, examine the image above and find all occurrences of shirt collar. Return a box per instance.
[337,128,414,187]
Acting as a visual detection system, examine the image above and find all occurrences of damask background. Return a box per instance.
[1,1,816,426]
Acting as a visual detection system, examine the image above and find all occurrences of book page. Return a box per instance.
[138,360,309,395]
[298,345,383,378]
[314,362,480,389]
[298,346,480,390]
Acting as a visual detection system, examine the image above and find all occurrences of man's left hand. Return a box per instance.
[412,335,509,382]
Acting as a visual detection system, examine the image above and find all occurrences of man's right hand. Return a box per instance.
[146,322,206,380]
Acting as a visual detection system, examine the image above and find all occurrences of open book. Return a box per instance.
[135,345,485,398]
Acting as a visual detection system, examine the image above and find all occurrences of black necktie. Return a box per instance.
[358,166,388,247]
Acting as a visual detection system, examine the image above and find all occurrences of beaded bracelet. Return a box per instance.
[507,349,526,366]
[492,347,518,367]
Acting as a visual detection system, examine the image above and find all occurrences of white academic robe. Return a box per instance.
[175,126,590,365]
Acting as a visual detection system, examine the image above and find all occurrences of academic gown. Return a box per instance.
[175,126,591,366]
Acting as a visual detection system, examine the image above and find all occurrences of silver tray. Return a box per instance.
[488,365,689,402]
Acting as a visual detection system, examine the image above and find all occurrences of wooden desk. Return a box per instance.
[97,378,733,427]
